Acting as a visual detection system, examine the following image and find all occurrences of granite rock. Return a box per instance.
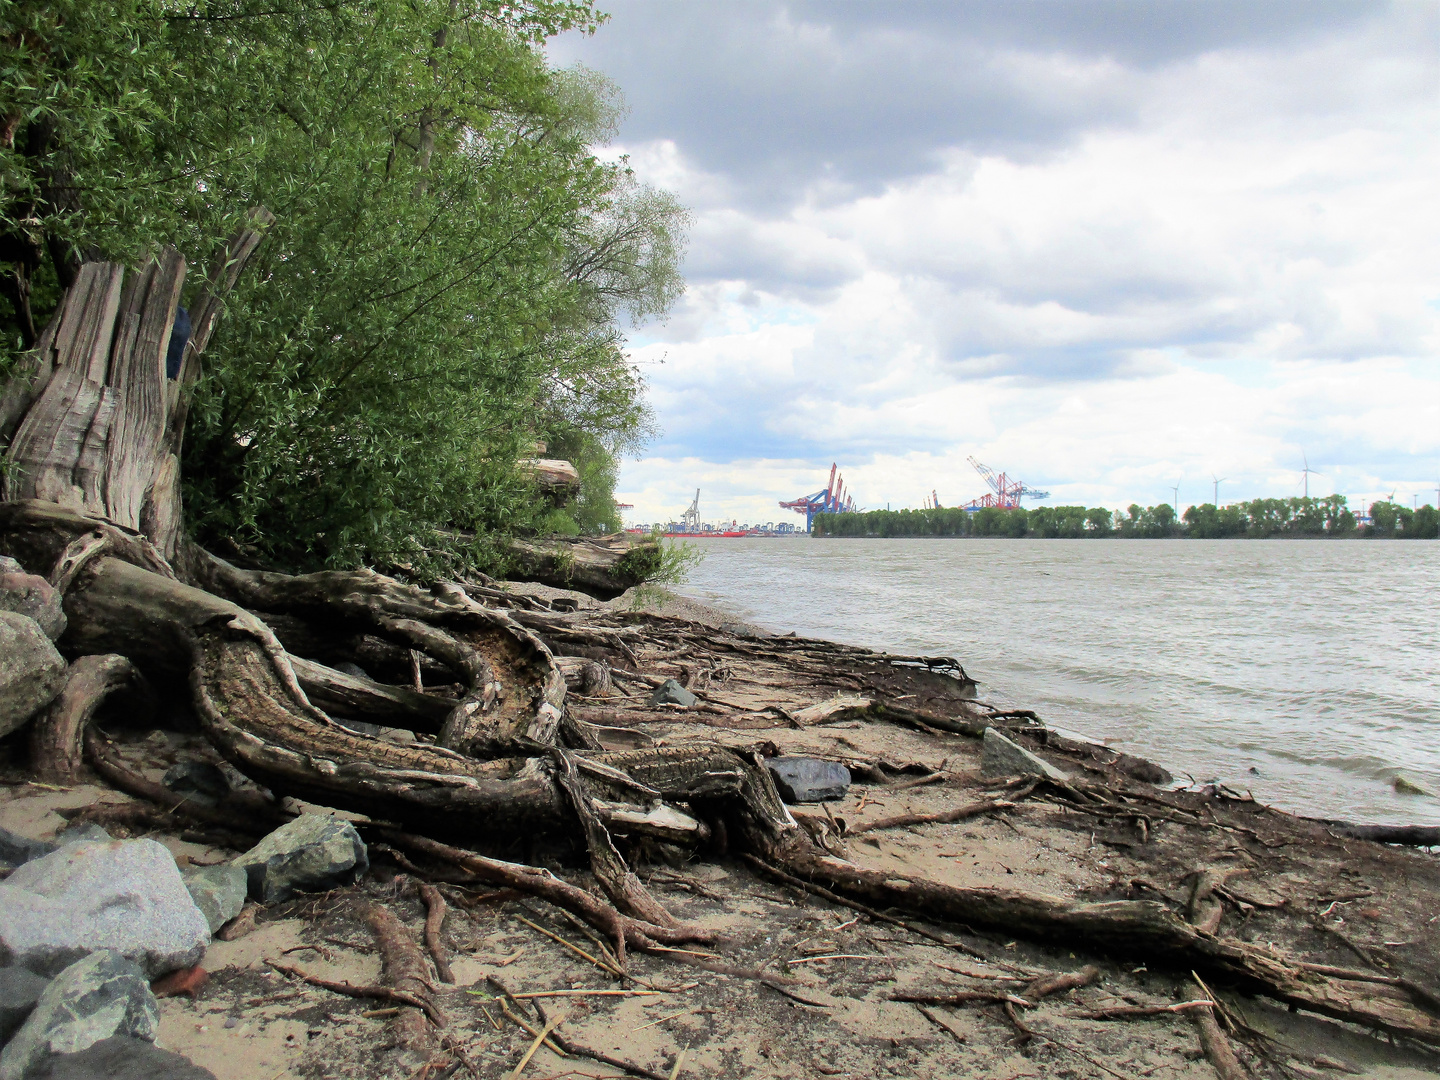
[0,558,66,641]
[0,612,66,739]
[764,757,851,803]
[0,840,211,978]
[29,1036,217,1080]
[181,865,247,936]
[0,966,50,1044]
[235,815,368,904]
[980,727,1069,782]
[649,678,697,707]
[0,952,158,1080]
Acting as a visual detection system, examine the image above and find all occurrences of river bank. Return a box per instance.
[4,573,1440,1079]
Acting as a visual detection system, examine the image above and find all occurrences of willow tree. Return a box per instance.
[2,0,681,572]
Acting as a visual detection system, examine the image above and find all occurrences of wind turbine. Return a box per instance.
[1300,453,1321,500]
[1212,474,1227,506]
[1170,481,1180,514]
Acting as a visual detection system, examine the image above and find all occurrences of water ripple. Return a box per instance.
[677,537,1440,826]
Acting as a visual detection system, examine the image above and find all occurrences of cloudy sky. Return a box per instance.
[549,1,1440,527]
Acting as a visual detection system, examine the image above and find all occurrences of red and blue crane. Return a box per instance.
[780,463,857,531]
[964,456,1049,509]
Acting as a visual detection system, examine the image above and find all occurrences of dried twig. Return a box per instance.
[845,796,1019,836]
[491,976,671,1080]
[266,961,444,1024]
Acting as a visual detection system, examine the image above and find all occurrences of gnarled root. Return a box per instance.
[30,654,151,782]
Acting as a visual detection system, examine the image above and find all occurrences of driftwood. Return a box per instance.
[499,533,658,600]
[518,458,581,500]
[1331,823,1440,847]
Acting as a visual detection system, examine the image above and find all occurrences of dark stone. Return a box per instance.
[0,828,55,871]
[0,952,158,1079]
[0,966,49,1044]
[332,662,370,680]
[236,815,369,904]
[1116,753,1172,786]
[181,865,246,935]
[160,763,231,801]
[764,757,851,803]
[649,679,697,707]
[29,1036,216,1079]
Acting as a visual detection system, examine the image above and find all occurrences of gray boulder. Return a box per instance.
[0,612,66,739]
[981,727,1069,782]
[0,558,66,641]
[0,829,55,872]
[235,814,368,904]
[0,840,210,978]
[29,1037,217,1080]
[0,952,158,1080]
[764,757,851,803]
[0,966,50,1043]
[181,865,247,935]
[649,678,697,707]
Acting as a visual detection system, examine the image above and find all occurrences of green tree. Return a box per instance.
[2,0,685,573]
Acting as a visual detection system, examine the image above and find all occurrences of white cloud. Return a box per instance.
[592,7,1439,522]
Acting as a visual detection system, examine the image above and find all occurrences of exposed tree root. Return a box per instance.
[375,830,718,964]
[30,654,151,783]
[415,880,455,984]
[361,899,443,1053]
[4,492,1439,1055]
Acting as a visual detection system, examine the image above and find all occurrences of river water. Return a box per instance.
[672,537,1440,828]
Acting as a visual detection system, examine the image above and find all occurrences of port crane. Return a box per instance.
[965,456,1049,509]
[780,463,856,531]
[679,489,700,531]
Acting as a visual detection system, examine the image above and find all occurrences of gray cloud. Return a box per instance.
[552,0,1387,210]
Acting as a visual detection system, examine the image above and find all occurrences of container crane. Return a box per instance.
[780,464,857,531]
[965,456,1049,509]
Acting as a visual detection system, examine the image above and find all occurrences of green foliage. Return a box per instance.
[817,494,1403,540]
[1114,503,1178,538]
[1,0,685,575]
[1184,496,1355,538]
[1368,501,1438,538]
[539,423,645,536]
[626,535,702,609]
[813,505,1111,538]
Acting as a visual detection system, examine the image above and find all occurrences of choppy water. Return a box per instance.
[672,537,1440,827]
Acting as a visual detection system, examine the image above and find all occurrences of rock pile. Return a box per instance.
[0,809,369,1078]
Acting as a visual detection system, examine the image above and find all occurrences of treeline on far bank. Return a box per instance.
[812,496,1440,539]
